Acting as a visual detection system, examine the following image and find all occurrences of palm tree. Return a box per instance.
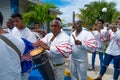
[22,2,57,27]
[77,1,120,28]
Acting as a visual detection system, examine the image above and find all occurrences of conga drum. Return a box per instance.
[30,48,55,80]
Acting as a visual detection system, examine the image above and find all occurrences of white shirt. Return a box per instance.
[3,28,14,33]
[92,28,108,52]
[106,30,120,56]
[11,27,37,43]
[70,30,97,61]
[32,32,43,40]
[41,31,70,65]
[0,33,25,80]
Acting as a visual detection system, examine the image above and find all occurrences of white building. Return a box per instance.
[0,0,62,28]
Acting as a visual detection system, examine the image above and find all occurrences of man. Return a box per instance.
[117,17,120,30]
[4,18,14,33]
[89,19,108,71]
[94,24,120,80]
[11,13,36,80]
[31,22,46,39]
[0,12,24,80]
[70,20,97,80]
[11,13,37,43]
[34,19,72,80]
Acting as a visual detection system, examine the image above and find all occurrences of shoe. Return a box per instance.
[88,68,95,71]
[94,77,102,80]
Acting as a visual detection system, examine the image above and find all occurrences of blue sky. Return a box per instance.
[42,0,71,7]
[42,0,120,23]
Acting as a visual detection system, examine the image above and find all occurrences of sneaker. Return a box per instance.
[88,68,95,71]
[94,77,102,80]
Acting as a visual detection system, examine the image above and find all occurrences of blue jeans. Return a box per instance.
[92,51,103,69]
[100,53,120,80]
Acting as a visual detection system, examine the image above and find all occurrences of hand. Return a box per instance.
[33,40,50,50]
[75,40,82,45]
[33,40,41,48]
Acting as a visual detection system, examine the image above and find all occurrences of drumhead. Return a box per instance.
[30,47,44,56]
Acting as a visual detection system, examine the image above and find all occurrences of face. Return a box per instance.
[117,19,120,26]
[50,20,61,36]
[13,17,24,29]
[74,21,82,31]
[97,21,103,29]
[112,27,117,32]
[6,20,14,29]
[34,24,40,29]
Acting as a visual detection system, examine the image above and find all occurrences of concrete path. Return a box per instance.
[64,53,120,80]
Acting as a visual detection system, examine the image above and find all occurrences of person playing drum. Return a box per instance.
[34,19,72,80]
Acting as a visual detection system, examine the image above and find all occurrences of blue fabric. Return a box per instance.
[64,76,71,80]
[92,51,103,69]
[100,53,120,80]
[29,69,44,80]
[21,38,34,73]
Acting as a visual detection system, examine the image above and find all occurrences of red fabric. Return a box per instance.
[56,43,72,58]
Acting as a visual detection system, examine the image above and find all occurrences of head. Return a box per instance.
[50,19,62,36]
[117,17,120,26]
[73,20,82,32]
[34,22,40,29]
[54,17,61,22]
[11,13,25,29]
[54,17,62,28]
[0,12,3,27]
[110,24,117,32]
[6,18,14,29]
[97,19,104,29]
[92,25,98,31]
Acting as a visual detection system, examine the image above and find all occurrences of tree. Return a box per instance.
[77,1,120,28]
[22,2,57,27]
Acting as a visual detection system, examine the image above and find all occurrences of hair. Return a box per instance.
[34,22,39,25]
[50,19,62,27]
[98,19,104,24]
[7,18,13,22]
[54,17,61,22]
[11,13,23,19]
[117,17,120,20]
[0,12,3,26]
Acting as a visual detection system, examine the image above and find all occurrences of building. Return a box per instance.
[0,0,62,28]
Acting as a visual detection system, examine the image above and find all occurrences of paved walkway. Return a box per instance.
[64,53,120,80]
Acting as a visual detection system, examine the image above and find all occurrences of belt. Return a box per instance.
[54,62,65,67]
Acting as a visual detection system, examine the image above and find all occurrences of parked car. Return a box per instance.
[62,27,72,36]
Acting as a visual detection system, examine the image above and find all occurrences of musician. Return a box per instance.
[94,24,120,80]
[11,13,35,80]
[89,19,108,71]
[4,18,15,33]
[70,20,97,80]
[0,12,34,80]
[34,19,72,80]
[11,13,37,43]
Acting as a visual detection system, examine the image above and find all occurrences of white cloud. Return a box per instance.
[58,0,120,24]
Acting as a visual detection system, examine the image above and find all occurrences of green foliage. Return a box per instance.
[22,2,57,26]
[77,1,120,28]
[112,11,120,23]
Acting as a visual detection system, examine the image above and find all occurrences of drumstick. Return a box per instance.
[72,34,76,41]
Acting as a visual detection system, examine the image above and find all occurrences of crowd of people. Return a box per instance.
[0,11,120,80]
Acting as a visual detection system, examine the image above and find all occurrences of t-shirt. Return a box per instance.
[0,33,25,80]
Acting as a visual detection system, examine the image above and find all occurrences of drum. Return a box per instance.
[30,48,55,80]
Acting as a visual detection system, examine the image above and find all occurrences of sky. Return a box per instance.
[42,0,120,23]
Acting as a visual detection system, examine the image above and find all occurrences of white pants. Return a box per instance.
[70,59,88,80]
[54,64,65,80]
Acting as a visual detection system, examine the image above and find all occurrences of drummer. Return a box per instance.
[34,19,72,80]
